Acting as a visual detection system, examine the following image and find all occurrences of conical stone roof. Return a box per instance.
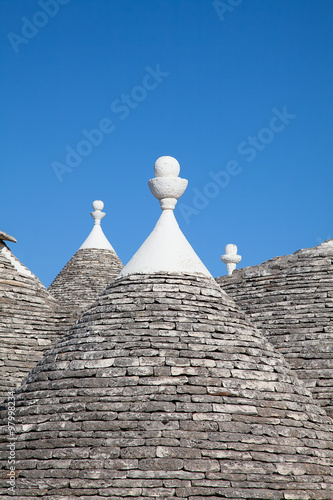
[216,239,333,417]
[48,201,123,321]
[1,160,333,499]
[0,236,70,401]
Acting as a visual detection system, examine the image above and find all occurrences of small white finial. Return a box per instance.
[221,244,242,276]
[79,200,115,251]
[91,200,105,226]
[148,156,188,210]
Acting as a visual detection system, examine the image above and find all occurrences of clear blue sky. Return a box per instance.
[1,0,332,287]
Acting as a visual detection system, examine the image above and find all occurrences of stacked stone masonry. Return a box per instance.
[1,273,333,499]
[216,240,333,418]
[48,248,123,321]
[1,244,123,402]
[0,242,73,401]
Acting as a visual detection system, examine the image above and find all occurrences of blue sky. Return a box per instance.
[1,0,332,287]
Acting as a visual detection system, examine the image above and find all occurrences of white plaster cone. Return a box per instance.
[79,200,115,251]
[118,156,212,279]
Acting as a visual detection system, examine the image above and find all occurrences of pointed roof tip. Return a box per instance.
[118,156,212,279]
[79,200,115,251]
[221,244,242,276]
[0,230,17,243]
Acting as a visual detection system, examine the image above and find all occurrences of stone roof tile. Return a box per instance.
[48,200,123,320]
[1,272,333,498]
[48,248,123,321]
[216,239,333,417]
[0,241,70,401]
[1,159,332,498]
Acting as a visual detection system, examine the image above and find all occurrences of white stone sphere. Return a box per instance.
[93,200,104,211]
[154,156,180,178]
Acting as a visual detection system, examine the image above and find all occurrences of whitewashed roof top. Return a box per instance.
[118,156,212,279]
[216,238,333,416]
[79,200,115,251]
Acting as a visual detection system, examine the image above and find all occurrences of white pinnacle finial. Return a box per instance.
[117,156,212,279]
[79,200,115,251]
[221,244,242,276]
[148,156,188,210]
[91,200,105,226]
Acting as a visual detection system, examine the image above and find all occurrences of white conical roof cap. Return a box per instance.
[79,200,115,251]
[118,156,212,279]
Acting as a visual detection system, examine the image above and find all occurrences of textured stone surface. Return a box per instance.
[48,248,123,321]
[0,231,17,243]
[216,240,333,418]
[1,243,123,403]
[1,273,333,499]
[0,242,71,401]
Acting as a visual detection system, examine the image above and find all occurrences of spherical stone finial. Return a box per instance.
[91,200,106,225]
[221,244,242,276]
[149,156,188,210]
[92,200,104,211]
[154,156,180,178]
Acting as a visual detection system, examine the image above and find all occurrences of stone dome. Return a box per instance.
[48,201,123,321]
[216,239,333,418]
[1,159,333,499]
[1,272,333,499]
[0,236,70,401]
[48,248,123,321]
[0,200,123,403]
